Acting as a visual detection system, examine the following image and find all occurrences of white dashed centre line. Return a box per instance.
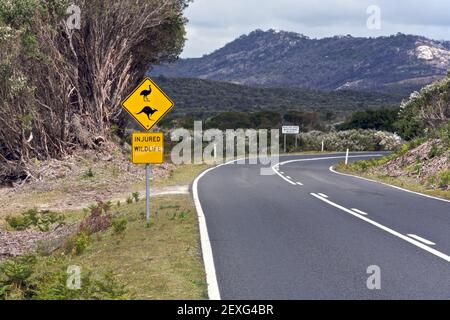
[351,208,368,216]
[310,193,450,263]
[407,234,436,246]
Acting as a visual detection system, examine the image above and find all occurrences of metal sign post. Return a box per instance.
[146,164,151,224]
[131,132,164,226]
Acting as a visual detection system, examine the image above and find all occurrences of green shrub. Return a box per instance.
[428,143,442,159]
[79,202,112,235]
[132,192,140,203]
[5,214,31,231]
[126,197,133,205]
[1,256,128,300]
[438,170,450,189]
[83,168,95,178]
[0,255,37,300]
[102,201,113,213]
[65,232,89,256]
[439,121,450,146]
[33,268,128,300]
[6,209,64,232]
[112,217,127,235]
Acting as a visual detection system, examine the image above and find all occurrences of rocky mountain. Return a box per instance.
[151,30,450,94]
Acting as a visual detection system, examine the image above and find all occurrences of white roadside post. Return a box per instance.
[322,140,325,152]
[345,148,349,165]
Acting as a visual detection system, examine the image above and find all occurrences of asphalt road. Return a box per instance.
[196,153,450,299]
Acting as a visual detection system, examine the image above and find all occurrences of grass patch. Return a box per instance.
[153,164,210,189]
[1,195,207,300]
[70,195,206,300]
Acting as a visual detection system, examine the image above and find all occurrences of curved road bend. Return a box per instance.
[196,153,450,299]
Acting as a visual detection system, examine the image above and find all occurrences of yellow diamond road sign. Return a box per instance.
[122,77,174,131]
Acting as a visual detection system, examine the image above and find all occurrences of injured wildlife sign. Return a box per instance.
[121,77,174,131]
[132,132,164,164]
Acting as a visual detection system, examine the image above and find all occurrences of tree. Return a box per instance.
[394,74,450,140]
[0,0,190,181]
[337,108,399,132]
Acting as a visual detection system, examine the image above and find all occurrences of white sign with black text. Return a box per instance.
[282,126,300,135]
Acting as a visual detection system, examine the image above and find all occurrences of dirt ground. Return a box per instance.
[0,147,177,220]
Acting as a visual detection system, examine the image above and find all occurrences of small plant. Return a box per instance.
[5,214,31,231]
[103,201,113,213]
[1,260,129,300]
[6,209,64,232]
[427,143,443,159]
[116,201,121,207]
[65,232,89,256]
[112,217,127,235]
[75,232,89,255]
[79,201,112,235]
[438,170,450,189]
[126,197,133,205]
[179,211,189,221]
[132,192,140,203]
[83,168,95,178]
[0,255,37,299]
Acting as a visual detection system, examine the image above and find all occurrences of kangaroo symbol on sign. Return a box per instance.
[136,106,158,120]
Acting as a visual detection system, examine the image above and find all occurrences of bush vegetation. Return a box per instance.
[298,130,402,152]
[0,0,190,182]
[6,209,65,232]
[154,77,402,122]
[0,254,127,300]
[337,108,399,132]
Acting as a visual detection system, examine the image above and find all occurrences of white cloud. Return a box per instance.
[181,0,450,58]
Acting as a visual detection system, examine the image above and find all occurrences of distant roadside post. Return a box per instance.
[282,126,300,153]
[121,77,174,225]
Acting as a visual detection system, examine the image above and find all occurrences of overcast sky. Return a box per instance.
[181,0,450,58]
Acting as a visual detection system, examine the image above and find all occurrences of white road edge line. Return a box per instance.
[193,169,223,301]
[329,166,450,204]
[297,182,304,186]
[351,208,368,216]
[272,154,383,187]
[310,193,450,263]
[407,234,436,246]
[191,157,248,300]
[318,193,328,198]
